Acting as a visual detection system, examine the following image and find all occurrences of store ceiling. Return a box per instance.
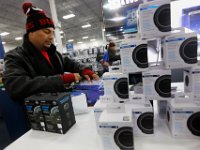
[0,0,103,46]
[0,0,179,46]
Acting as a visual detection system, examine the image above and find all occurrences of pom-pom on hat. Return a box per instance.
[22,2,55,33]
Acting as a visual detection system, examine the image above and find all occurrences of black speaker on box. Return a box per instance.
[24,93,76,134]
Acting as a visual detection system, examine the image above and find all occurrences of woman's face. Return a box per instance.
[109,46,116,52]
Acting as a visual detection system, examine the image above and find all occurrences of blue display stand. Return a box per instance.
[0,37,5,59]
[0,90,30,141]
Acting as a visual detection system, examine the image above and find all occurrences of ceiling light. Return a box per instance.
[82,24,91,28]
[125,0,130,4]
[60,31,64,34]
[120,26,123,29]
[90,39,96,42]
[60,36,64,39]
[106,34,111,37]
[82,36,88,39]
[15,37,22,41]
[130,0,134,2]
[2,42,6,45]
[77,41,83,44]
[120,0,125,5]
[120,28,123,31]
[0,32,10,36]
[63,14,75,20]
[110,16,126,22]
[68,39,74,42]
[103,3,121,10]
[134,0,138,2]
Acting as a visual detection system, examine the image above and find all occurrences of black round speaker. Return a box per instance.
[137,112,154,134]
[155,75,171,97]
[114,127,134,150]
[153,4,171,32]
[185,75,189,87]
[50,106,61,123]
[187,112,200,136]
[132,44,148,68]
[179,37,198,64]
[114,78,128,99]
[167,110,170,122]
[33,106,42,121]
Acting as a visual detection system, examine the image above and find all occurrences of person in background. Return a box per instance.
[102,42,121,72]
[2,2,99,103]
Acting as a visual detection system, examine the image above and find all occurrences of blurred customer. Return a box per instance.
[102,42,121,72]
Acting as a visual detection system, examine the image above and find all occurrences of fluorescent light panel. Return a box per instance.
[68,39,74,42]
[2,42,6,45]
[82,36,88,39]
[90,39,96,41]
[77,41,83,44]
[62,14,75,20]
[82,24,91,28]
[0,32,10,36]
[15,37,22,41]
[110,16,126,22]
[106,34,111,37]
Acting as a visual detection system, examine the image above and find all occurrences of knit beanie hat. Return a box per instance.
[22,2,55,33]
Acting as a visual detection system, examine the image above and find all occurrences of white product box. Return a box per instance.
[93,100,109,133]
[120,39,148,73]
[142,68,171,100]
[167,99,200,138]
[184,66,200,99]
[103,72,129,102]
[163,32,198,69]
[129,102,154,136]
[98,110,133,150]
[138,0,171,39]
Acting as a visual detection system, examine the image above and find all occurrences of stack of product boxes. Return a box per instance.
[94,0,200,149]
[24,93,76,134]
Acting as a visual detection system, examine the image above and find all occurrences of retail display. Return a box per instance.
[142,68,171,100]
[138,0,172,39]
[163,30,198,69]
[184,66,200,99]
[24,93,76,134]
[24,99,45,131]
[94,97,113,133]
[103,72,129,102]
[71,92,88,115]
[96,0,200,148]
[99,109,134,150]
[127,100,154,136]
[2,0,200,149]
[167,98,200,138]
[120,39,149,73]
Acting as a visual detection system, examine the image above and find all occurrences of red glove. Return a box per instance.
[61,73,75,84]
[82,68,95,77]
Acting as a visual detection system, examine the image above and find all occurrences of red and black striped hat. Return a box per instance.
[22,2,55,33]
